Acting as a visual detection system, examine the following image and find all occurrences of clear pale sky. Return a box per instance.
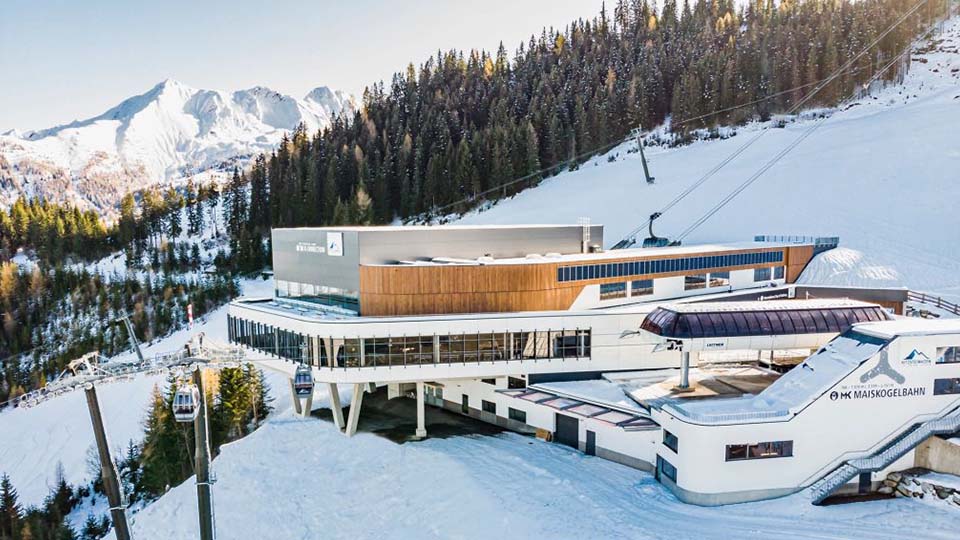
[0,0,608,131]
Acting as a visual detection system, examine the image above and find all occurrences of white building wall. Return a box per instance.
[654,333,960,505]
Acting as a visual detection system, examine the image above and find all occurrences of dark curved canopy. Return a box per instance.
[641,304,891,339]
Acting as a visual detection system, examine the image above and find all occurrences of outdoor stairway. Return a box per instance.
[808,406,960,504]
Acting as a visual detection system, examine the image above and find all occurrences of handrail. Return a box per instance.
[801,399,960,488]
[907,290,960,317]
[808,403,960,502]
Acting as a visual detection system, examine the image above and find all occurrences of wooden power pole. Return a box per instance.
[84,384,132,540]
[192,367,215,540]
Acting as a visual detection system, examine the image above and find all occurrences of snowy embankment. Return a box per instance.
[0,278,274,508]
[117,390,960,540]
[457,18,960,302]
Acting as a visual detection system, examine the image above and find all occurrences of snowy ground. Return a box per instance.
[116,389,960,540]
[456,18,960,302]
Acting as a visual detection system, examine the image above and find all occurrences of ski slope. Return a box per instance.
[457,18,960,302]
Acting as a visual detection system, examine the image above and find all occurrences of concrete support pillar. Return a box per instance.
[328,383,345,429]
[415,381,427,439]
[345,383,365,437]
[302,391,313,419]
[289,378,302,415]
[679,350,691,390]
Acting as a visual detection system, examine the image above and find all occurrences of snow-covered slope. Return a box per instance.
[457,18,960,301]
[0,278,275,507]
[0,79,354,217]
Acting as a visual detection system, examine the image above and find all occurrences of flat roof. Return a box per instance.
[854,318,960,339]
[364,240,801,267]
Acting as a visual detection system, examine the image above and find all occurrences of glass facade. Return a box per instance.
[725,441,794,461]
[641,305,890,338]
[631,279,654,296]
[937,346,960,364]
[709,271,730,288]
[275,280,359,312]
[753,267,772,281]
[663,430,679,453]
[684,274,707,291]
[228,316,591,368]
[557,250,785,283]
[600,282,627,300]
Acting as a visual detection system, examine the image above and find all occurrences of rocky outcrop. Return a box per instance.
[879,470,960,508]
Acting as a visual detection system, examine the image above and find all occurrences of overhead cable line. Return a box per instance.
[615,0,931,247]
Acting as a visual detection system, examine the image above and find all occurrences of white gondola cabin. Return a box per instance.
[173,384,201,423]
[293,365,314,396]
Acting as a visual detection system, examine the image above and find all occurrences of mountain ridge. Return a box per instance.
[0,78,355,219]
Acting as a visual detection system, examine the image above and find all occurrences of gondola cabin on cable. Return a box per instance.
[173,384,201,423]
[293,365,314,396]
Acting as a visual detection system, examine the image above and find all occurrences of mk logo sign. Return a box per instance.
[859,349,905,385]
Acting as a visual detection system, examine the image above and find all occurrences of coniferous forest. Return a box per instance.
[222,0,948,270]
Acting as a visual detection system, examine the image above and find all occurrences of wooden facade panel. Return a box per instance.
[359,246,805,316]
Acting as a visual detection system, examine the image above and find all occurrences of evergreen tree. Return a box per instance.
[0,473,22,540]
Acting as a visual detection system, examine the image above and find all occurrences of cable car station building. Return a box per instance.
[226,224,960,505]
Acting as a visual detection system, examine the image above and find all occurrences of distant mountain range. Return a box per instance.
[0,79,354,218]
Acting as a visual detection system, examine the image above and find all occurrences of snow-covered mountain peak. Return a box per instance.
[0,79,355,218]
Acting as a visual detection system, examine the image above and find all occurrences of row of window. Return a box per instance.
[725,440,794,461]
[228,316,592,367]
[754,266,785,281]
[557,250,785,283]
[600,279,654,300]
[275,280,360,312]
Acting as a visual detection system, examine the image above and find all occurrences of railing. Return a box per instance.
[660,403,792,425]
[907,290,960,317]
[808,405,960,504]
[754,235,839,255]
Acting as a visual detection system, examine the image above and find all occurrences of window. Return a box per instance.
[600,282,627,300]
[482,400,497,414]
[709,271,730,288]
[684,274,707,290]
[657,455,678,482]
[937,346,960,364]
[508,376,526,389]
[631,279,654,296]
[753,267,772,281]
[934,378,960,395]
[663,430,679,453]
[725,441,794,461]
[482,378,497,386]
[774,266,785,279]
[554,330,591,357]
[508,407,527,423]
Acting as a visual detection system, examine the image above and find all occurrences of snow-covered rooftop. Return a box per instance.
[854,318,960,339]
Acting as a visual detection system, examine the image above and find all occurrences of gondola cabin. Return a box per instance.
[173,385,201,423]
[293,365,314,396]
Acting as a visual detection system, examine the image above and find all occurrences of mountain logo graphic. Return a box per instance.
[859,349,905,385]
[903,349,930,364]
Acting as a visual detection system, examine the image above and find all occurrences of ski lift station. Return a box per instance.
[227,223,960,506]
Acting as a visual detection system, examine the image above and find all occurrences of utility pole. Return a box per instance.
[192,367,215,540]
[84,384,131,540]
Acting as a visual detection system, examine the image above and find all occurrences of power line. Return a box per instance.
[615,0,931,246]
[674,4,934,242]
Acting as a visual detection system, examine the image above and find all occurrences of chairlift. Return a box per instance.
[293,364,314,397]
[172,384,201,423]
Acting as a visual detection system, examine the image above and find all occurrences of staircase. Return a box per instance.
[808,406,960,504]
